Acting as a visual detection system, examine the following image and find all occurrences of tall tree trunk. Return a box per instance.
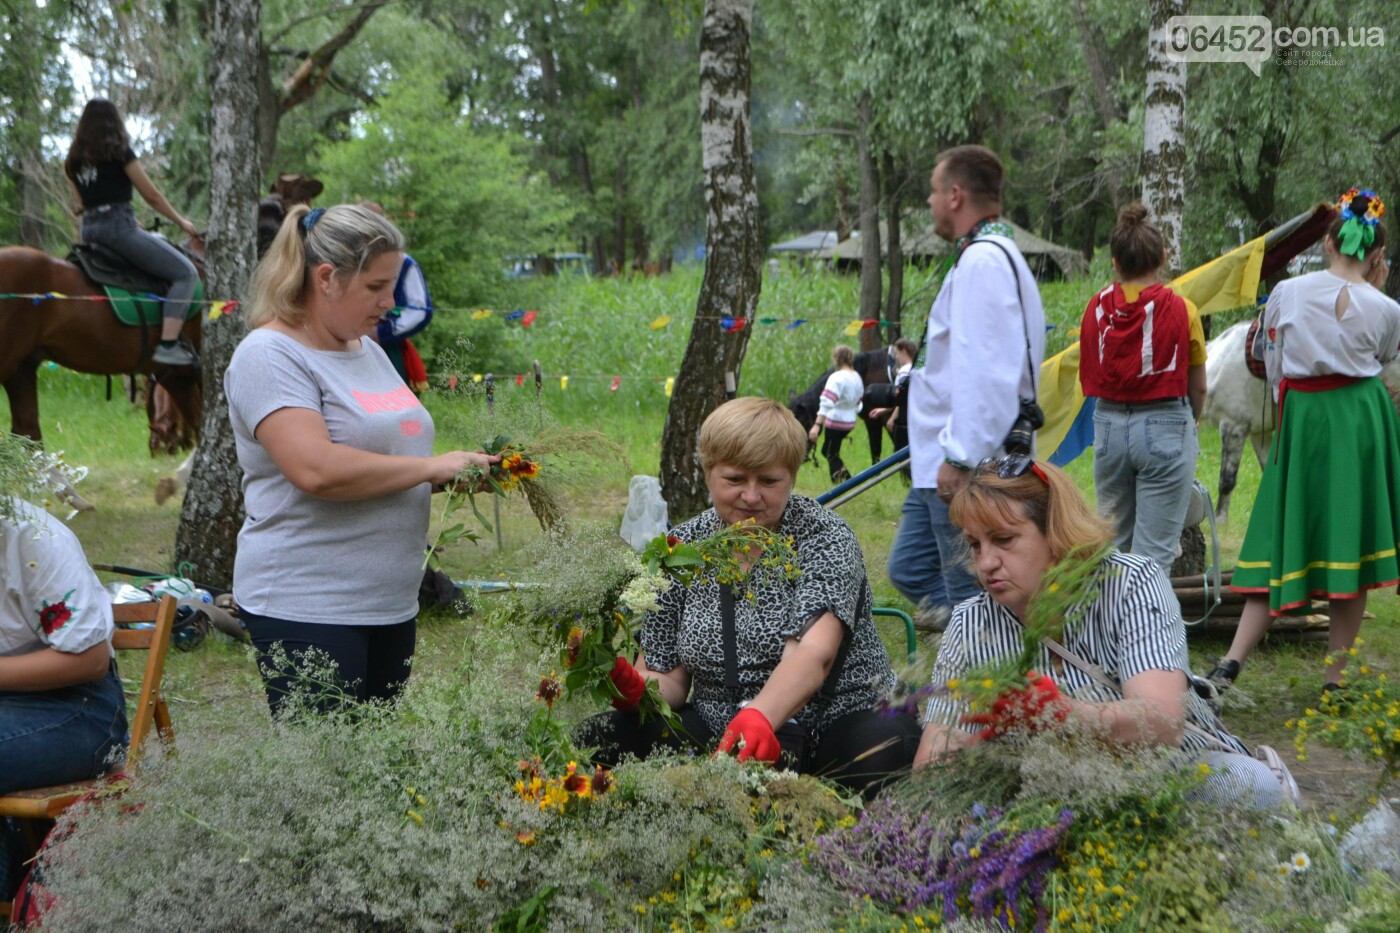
[882,150,903,341]
[659,0,761,522]
[176,0,262,588]
[1143,0,1187,277]
[855,92,882,350]
[12,10,46,248]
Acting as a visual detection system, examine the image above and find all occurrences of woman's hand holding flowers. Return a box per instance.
[716,707,782,764]
[960,671,1068,741]
[608,656,646,711]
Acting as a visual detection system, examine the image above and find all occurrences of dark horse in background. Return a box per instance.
[0,236,205,458]
[788,346,897,471]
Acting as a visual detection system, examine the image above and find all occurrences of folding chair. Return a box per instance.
[0,595,176,919]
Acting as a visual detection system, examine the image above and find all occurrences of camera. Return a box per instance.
[1003,396,1045,457]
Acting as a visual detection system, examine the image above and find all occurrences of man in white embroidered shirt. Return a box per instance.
[887,145,1046,627]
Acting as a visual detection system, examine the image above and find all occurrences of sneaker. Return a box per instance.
[913,604,952,634]
[1204,659,1241,695]
[831,468,851,484]
[153,339,200,367]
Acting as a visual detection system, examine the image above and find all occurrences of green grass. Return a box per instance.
[4,264,1396,818]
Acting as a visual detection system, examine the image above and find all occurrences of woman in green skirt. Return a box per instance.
[1208,188,1399,696]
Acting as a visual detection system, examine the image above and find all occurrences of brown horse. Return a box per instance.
[0,240,204,451]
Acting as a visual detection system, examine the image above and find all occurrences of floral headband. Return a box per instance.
[1335,188,1386,260]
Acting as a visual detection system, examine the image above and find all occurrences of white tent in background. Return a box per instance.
[769,230,839,257]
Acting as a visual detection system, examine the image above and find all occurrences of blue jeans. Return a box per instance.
[82,202,199,322]
[888,486,980,612]
[1093,399,1198,578]
[0,664,129,795]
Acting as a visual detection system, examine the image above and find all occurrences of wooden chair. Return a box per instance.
[0,596,176,919]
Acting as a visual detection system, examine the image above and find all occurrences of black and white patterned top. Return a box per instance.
[640,495,898,738]
[922,550,1248,755]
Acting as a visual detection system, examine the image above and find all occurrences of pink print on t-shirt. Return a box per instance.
[353,385,422,413]
[400,419,423,437]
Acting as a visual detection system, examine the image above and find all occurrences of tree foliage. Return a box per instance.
[312,65,574,305]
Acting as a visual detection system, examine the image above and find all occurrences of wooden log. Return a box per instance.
[1171,570,1234,587]
[1174,586,1245,605]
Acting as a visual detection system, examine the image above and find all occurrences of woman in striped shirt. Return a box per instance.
[914,458,1289,808]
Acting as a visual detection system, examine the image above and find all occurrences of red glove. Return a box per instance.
[608,657,646,711]
[960,672,1068,741]
[715,708,782,764]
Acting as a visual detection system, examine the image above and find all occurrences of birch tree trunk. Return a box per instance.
[175,0,261,588]
[658,0,761,522]
[1143,0,1187,277]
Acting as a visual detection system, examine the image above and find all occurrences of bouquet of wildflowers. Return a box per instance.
[951,541,1115,714]
[0,432,89,521]
[424,434,541,569]
[522,522,800,768]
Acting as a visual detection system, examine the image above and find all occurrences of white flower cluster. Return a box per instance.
[619,571,671,615]
[0,435,89,522]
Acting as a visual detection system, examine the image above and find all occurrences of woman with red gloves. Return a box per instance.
[913,457,1292,808]
[580,397,920,795]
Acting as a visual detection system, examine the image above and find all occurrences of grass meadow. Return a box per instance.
[5,261,1395,829]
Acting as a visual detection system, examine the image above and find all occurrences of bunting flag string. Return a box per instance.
[0,291,910,333]
[426,370,696,395]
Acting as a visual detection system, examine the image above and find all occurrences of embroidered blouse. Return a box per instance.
[1,498,114,659]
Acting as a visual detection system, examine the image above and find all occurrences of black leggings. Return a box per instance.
[821,426,853,481]
[576,706,922,796]
[243,611,417,716]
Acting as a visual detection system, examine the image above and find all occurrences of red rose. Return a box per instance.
[39,601,72,635]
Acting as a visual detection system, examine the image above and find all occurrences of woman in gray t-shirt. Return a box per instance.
[225,204,495,715]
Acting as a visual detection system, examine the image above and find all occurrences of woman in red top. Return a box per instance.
[1079,203,1207,579]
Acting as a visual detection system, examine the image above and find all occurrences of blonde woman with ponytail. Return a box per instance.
[225,203,495,716]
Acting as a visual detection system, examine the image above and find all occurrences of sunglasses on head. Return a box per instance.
[974,454,1049,485]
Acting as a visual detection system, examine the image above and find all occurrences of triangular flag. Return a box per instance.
[560,376,568,390]
[610,375,621,392]
[515,374,524,387]
[505,310,524,322]
[664,376,675,397]
[471,309,493,320]
[473,373,483,383]
[758,317,779,325]
[207,306,222,321]
[843,320,863,336]
[522,310,538,327]
[650,315,671,330]
[787,319,807,330]
[862,319,879,329]
[720,315,735,330]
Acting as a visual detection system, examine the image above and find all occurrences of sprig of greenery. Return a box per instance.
[953,541,1116,711]
[1289,637,1400,782]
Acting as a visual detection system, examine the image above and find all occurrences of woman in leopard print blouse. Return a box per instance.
[580,398,920,794]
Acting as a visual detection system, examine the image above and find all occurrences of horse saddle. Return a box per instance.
[1243,314,1268,380]
[66,241,203,327]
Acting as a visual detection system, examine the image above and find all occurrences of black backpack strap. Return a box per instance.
[719,582,864,708]
[720,584,742,705]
